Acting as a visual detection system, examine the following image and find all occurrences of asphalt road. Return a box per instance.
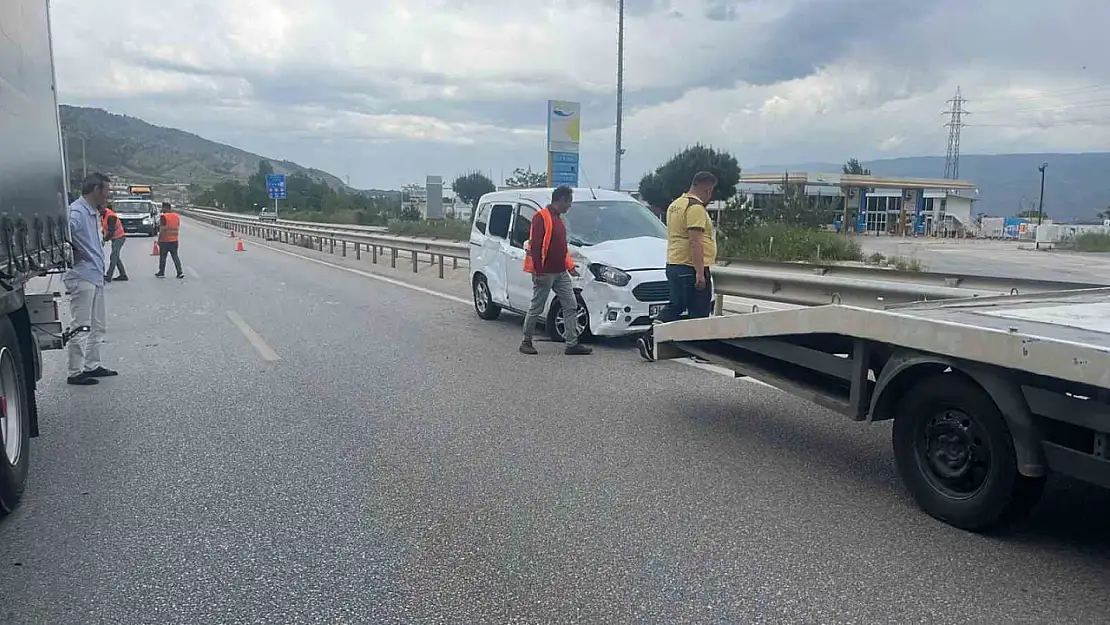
[1,220,1108,624]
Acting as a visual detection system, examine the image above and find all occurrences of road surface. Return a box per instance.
[1,220,1107,624]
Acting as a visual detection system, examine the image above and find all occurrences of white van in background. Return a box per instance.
[469,187,671,341]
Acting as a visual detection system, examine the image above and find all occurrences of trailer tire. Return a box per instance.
[892,373,1045,532]
[0,317,30,517]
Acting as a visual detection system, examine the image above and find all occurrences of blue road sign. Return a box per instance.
[266,173,287,200]
[550,152,579,186]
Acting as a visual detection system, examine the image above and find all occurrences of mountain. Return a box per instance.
[747,152,1110,222]
[58,105,345,189]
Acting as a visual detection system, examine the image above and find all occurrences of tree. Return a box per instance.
[842,158,871,175]
[399,205,422,221]
[452,172,496,207]
[504,167,547,189]
[637,144,741,210]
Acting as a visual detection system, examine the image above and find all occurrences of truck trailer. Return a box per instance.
[654,287,1110,531]
[0,0,79,516]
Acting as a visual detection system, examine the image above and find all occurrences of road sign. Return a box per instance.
[266,174,287,200]
[550,152,579,186]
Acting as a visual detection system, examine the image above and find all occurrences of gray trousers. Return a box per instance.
[522,271,579,346]
[106,238,126,278]
[63,277,106,378]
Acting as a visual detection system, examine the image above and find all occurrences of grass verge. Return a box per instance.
[721,224,863,263]
[1070,232,1110,253]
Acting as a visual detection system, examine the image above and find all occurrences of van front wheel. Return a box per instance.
[548,296,592,343]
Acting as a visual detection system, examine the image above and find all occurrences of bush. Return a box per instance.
[387,218,471,240]
[720,224,863,263]
[1071,232,1110,252]
[864,251,926,271]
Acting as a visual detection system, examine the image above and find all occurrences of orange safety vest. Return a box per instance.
[101,209,126,240]
[522,207,575,274]
[159,212,181,242]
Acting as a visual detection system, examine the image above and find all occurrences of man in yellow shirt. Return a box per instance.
[637,171,718,361]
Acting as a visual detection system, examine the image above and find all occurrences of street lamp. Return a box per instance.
[1036,162,1047,249]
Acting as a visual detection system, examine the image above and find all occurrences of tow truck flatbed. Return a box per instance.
[654,288,1110,532]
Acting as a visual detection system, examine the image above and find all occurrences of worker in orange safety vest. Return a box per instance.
[101,202,129,282]
[519,185,592,356]
[155,201,184,279]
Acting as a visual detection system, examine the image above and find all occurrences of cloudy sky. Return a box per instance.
[51,0,1109,190]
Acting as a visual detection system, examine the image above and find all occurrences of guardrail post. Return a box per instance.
[329,238,335,254]
[453,257,458,270]
[714,294,724,316]
[372,245,378,264]
[438,254,444,279]
[341,241,346,257]
[318,237,324,252]
[391,248,397,268]
[411,251,418,273]
[355,242,361,260]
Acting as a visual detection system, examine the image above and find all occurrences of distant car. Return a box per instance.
[259,208,278,222]
[111,198,160,236]
[469,187,678,342]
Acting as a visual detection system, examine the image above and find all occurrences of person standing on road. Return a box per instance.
[64,173,119,385]
[637,171,719,362]
[520,185,593,356]
[155,201,184,279]
[101,201,128,282]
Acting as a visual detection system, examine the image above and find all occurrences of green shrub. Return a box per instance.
[1072,232,1110,253]
[720,224,863,263]
[387,218,471,240]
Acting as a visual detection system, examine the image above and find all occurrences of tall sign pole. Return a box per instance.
[613,0,625,191]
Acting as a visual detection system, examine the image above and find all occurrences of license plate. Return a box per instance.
[649,303,665,316]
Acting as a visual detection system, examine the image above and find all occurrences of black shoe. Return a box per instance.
[636,335,656,362]
[115,275,129,281]
[104,275,112,283]
[67,375,98,385]
[565,344,593,355]
[84,366,118,378]
[519,340,538,355]
[155,273,165,278]
[176,273,185,279]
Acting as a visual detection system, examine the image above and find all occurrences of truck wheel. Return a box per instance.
[473,275,501,320]
[892,373,1045,532]
[0,317,30,517]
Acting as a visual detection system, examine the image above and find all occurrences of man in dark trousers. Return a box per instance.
[101,200,128,282]
[520,185,592,356]
[155,201,184,279]
[637,171,718,361]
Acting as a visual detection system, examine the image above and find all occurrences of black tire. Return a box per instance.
[473,275,501,320]
[547,294,593,343]
[0,316,31,517]
[892,373,1045,532]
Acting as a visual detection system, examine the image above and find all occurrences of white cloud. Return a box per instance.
[49,0,1110,189]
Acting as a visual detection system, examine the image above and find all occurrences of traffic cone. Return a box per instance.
[151,241,159,256]
[235,237,245,252]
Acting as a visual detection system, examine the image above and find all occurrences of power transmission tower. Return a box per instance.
[943,87,968,179]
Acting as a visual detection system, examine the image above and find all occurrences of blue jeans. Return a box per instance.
[656,264,713,323]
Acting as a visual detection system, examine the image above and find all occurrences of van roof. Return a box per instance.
[477,187,633,205]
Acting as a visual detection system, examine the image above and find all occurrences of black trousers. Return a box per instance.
[158,241,182,275]
[656,264,714,322]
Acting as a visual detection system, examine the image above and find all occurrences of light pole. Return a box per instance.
[613,0,625,191]
[1036,162,1047,249]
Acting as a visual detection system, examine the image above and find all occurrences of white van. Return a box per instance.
[469,187,670,341]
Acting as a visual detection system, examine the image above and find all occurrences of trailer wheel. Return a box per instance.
[0,317,30,517]
[892,373,1045,532]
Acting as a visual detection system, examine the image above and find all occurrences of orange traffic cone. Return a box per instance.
[235,237,245,252]
[151,242,159,256]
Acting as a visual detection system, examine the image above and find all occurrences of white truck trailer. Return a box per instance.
[656,277,1110,532]
[0,0,82,516]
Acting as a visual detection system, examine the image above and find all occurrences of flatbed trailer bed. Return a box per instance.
[654,287,1110,531]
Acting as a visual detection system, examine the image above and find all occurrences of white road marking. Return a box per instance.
[186,266,201,279]
[186,216,775,386]
[226,310,281,361]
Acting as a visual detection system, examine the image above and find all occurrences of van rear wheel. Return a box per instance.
[473,275,501,320]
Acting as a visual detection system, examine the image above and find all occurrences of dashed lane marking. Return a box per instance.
[226,310,281,362]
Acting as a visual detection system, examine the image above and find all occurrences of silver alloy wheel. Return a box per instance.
[0,347,23,467]
[474,280,490,314]
[554,302,589,340]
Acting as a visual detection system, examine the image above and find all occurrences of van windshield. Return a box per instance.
[562,200,666,246]
[113,201,153,214]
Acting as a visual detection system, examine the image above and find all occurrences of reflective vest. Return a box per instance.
[159,212,181,242]
[101,209,126,240]
[522,207,575,274]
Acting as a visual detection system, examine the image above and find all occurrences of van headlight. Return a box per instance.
[589,263,631,287]
[142,217,152,225]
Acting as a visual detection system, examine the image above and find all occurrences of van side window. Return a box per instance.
[487,204,513,239]
[510,204,537,249]
[474,203,491,234]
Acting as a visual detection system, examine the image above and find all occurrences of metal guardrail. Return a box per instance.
[182,206,1106,309]
[180,207,468,278]
[187,206,389,233]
